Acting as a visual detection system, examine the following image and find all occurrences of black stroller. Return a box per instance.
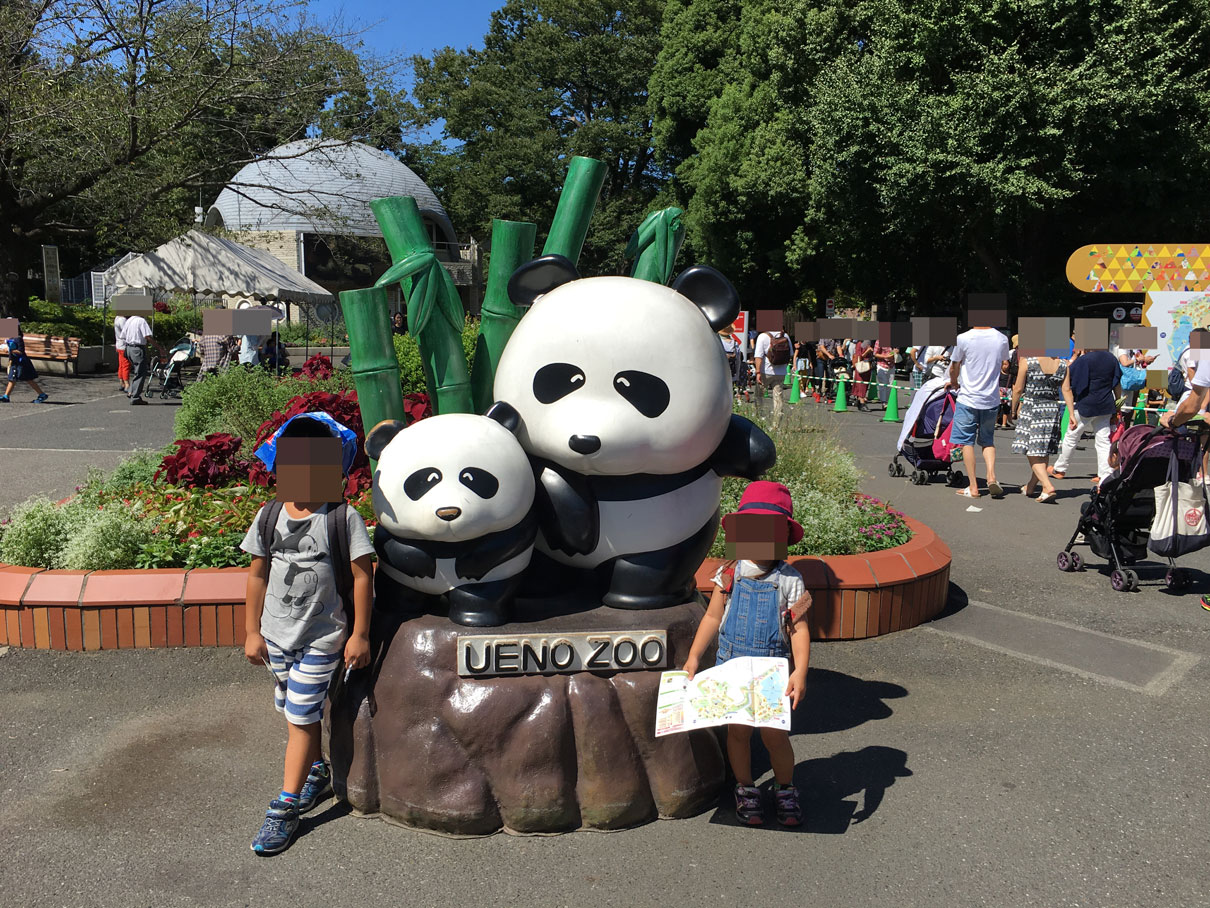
[148,336,200,399]
[824,356,852,401]
[889,380,964,486]
[1057,422,1210,591]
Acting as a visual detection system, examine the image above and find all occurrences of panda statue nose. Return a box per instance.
[569,434,601,455]
[436,507,461,522]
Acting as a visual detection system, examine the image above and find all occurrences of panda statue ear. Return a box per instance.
[508,254,580,307]
[485,401,522,434]
[365,419,407,461]
[671,265,740,332]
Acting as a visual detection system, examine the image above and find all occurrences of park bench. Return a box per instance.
[0,333,83,376]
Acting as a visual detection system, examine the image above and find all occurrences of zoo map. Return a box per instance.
[655,656,791,737]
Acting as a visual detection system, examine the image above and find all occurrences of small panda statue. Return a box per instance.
[366,411,537,627]
[492,256,776,610]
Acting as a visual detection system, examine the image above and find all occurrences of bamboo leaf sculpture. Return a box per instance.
[338,286,407,472]
[470,219,537,414]
[370,196,474,416]
[625,207,686,285]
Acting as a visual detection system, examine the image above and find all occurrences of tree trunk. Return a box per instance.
[0,237,33,320]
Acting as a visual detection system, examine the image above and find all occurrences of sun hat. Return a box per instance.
[720,480,804,545]
[254,412,359,475]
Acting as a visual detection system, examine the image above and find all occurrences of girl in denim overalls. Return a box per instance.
[683,480,812,827]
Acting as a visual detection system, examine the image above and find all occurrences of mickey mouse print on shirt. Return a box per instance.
[266,518,327,620]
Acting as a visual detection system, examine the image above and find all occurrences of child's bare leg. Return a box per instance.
[726,724,755,786]
[28,380,44,395]
[760,728,795,786]
[2,381,13,396]
[282,721,322,794]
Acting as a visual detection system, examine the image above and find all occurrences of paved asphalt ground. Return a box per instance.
[2,375,1209,908]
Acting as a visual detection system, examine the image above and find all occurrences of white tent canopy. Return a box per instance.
[106,230,333,305]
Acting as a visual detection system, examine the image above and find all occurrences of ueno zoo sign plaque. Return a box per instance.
[456,630,669,677]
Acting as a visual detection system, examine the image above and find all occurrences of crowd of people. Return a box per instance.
[726,320,1210,502]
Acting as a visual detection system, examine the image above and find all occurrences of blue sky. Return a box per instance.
[308,0,503,62]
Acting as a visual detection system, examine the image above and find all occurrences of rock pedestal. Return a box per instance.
[327,598,724,836]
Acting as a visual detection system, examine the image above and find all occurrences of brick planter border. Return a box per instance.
[693,515,951,640]
[0,517,949,649]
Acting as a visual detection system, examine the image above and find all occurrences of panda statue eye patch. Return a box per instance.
[459,467,499,499]
[533,362,586,403]
[404,468,442,500]
[613,370,670,418]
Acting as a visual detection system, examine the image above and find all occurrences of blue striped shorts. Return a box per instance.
[264,639,342,726]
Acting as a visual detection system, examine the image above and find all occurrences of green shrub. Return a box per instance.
[102,448,173,490]
[174,367,351,451]
[60,505,156,570]
[0,498,70,568]
[391,316,479,397]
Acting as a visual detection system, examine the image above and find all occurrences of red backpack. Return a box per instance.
[766,333,792,366]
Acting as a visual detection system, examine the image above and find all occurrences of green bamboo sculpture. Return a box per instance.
[469,219,537,414]
[338,286,406,472]
[542,156,607,261]
[626,207,686,285]
[370,196,474,416]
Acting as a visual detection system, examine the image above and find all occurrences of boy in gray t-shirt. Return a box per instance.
[240,413,374,856]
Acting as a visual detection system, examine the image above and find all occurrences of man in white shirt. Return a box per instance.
[119,314,167,405]
[754,327,792,430]
[1162,356,1210,429]
[947,323,1011,498]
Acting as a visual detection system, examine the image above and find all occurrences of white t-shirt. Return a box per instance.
[754,331,789,377]
[924,345,951,379]
[119,315,153,347]
[113,316,127,351]
[1192,357,1210,390]
[951,329,1010,410]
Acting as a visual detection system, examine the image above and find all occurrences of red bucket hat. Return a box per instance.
[721,480,803,545]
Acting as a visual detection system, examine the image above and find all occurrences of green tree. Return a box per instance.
[0,0,407,318]
[653,0,1210,314]
[406,0,666,274]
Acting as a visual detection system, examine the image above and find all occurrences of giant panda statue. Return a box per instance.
[490,256,776,610]
[365,411,537,627]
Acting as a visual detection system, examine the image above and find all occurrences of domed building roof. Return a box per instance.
[206,139,457,244]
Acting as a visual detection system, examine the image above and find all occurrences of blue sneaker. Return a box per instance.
[33,393,47,403]
[250,799,299,855]
[0,395,9,403]
[297,762,331,814]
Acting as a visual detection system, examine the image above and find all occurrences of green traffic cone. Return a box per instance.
[783,367,793,387]
[789,371,801,404]
[833,378,848,412]
[881,382,900,422]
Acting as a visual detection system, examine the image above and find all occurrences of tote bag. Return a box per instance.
[1120,366,1146,391]
[1149,454,1210,557]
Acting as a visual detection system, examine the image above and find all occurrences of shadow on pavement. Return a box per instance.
[298,798,353,841]
[792,667,909,735]
[707,746,912,834]
[929,581,970,623]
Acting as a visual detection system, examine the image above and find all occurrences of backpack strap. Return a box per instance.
[326,502,354,616]
[259,500,284,581]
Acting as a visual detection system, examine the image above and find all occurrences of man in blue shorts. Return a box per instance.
[947,321,1011,498]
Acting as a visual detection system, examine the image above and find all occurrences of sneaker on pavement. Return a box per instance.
[734,784,765,826]
[0,395,8,403]
[33,393,48,403]
[774,785,803,827]
[297,761,332,814]
[251,799,300,855]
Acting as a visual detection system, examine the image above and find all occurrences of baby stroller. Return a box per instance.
[889,378,964,486]
[149,336,200,399]
[1056,422,1210,591]
[824,356,852,401]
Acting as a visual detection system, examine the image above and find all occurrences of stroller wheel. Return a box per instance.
[951,470,964,485]
[1125,569,1139,591]
[888,462,897,477]
[1110,570,1129,592]
[1056,551,1072,572]
[1069,551,1084,572]
[911,469,924,485]
[1165,568,1191,591]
